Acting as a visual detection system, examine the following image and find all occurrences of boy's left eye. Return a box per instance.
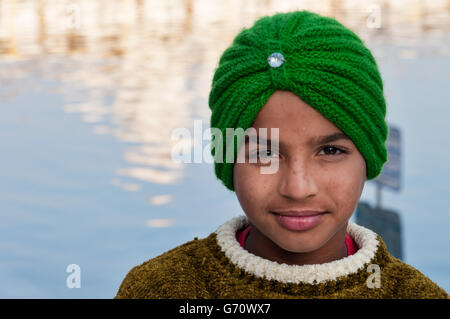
[318,145,346,156]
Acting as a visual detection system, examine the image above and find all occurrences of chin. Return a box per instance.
[275,238,321,254]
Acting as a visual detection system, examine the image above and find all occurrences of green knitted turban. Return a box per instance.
[208,10,388,192]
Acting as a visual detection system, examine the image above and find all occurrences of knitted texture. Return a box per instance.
[208,10,389,191]
[115,216,448,299]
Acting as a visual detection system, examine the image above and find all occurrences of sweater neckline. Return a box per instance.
[215,215,379,284]
[236,224,359,256]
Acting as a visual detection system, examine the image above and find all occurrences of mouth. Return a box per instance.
[271,210,326,217]
[271,211,327,231]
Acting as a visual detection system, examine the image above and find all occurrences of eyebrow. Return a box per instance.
[244,132,351,148]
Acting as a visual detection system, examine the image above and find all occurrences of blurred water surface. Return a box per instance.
[0,0,449,297]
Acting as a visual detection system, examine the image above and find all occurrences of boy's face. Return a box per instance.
[233,90,366,254]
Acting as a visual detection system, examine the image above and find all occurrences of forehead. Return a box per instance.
[251,90,344,139]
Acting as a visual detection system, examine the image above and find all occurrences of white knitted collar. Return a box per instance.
[215,215,379,284]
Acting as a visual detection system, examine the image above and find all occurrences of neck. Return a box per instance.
[244,223,348,266]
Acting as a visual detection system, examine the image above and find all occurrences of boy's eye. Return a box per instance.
[248,145,346,163]
[249,149,279,162]
[318,145,346,156]
[259,149,277,157]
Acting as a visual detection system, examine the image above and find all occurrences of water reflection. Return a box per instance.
[0,0,449,211]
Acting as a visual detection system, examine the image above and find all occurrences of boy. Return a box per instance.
[115,10,448,299]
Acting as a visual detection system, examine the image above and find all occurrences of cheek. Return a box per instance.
[234,163,272,215]
[325,162,365,217]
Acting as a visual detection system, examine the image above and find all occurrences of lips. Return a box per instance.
[273,210,325,217]
[272,211,326,231]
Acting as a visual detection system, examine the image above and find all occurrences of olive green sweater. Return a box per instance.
[115,215,448,299]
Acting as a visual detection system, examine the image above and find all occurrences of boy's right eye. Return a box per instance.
[249,149,280,164]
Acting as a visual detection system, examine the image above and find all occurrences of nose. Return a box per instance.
[278,159,319,200]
